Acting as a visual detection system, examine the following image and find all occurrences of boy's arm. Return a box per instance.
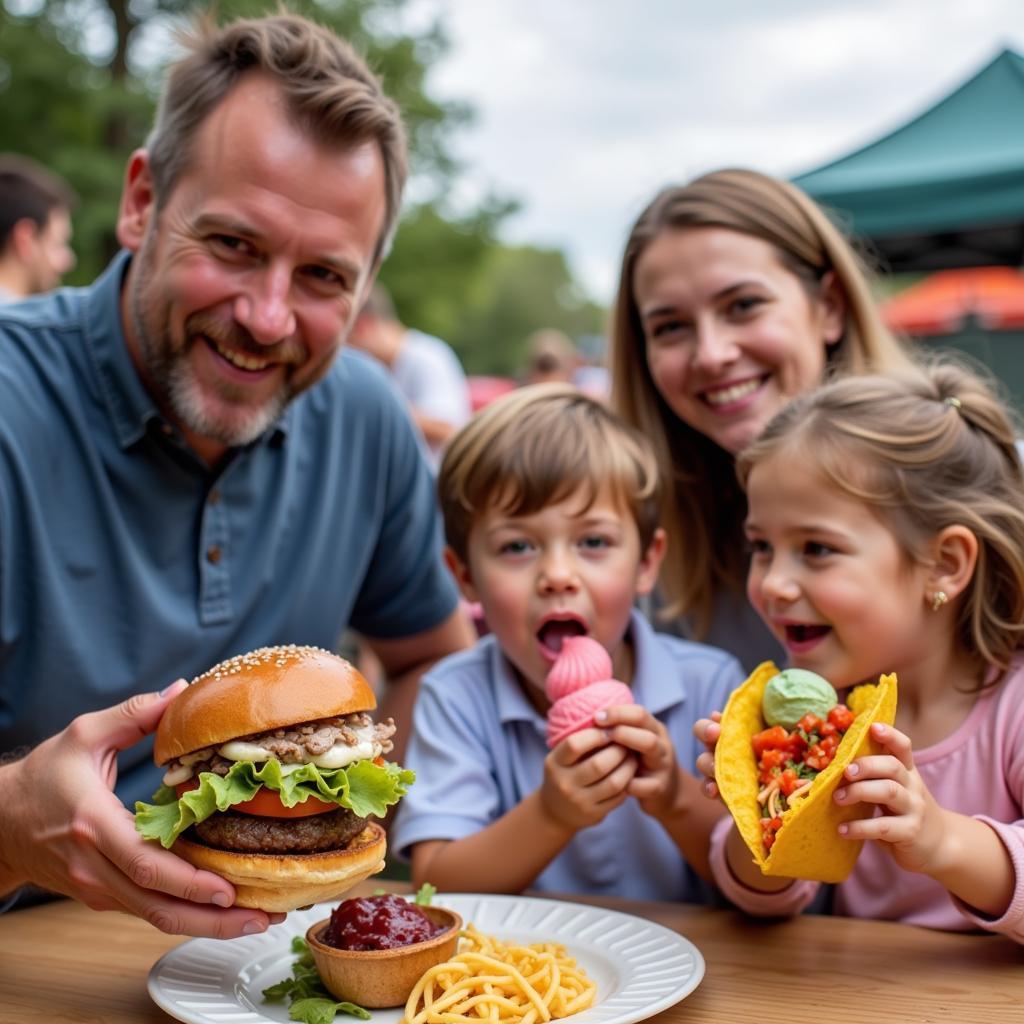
[407,730,637,894]
[645,766,727,882]
[601,704,724,881]
[410,791,575,894]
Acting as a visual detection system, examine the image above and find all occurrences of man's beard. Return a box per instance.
[128,242,302,449]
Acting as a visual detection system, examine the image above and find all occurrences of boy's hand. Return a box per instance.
[540,728,637,831]
[596,705,680,819]
[692,711,722,800]
[833,722,952,875]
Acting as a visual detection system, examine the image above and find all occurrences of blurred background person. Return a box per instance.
[0,154,76,301]
[351,283,471,469]
[524,327,610,399]
[523,327,580,385]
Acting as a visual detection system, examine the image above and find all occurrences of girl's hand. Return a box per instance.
[834,722,951,874]
[693,711,723,800]
[597,704,679,819]
[540,728,637,831]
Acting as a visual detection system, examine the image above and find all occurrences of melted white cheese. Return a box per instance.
[163,727,382,787]
[162,763,193,787]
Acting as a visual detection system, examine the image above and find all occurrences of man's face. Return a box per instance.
[25,207,75,294]
[118,74,387,462]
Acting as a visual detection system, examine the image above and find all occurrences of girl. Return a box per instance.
[696,359,1024,940]
[609,169,914,670]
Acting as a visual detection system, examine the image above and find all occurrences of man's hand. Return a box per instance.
[0,682,283,937]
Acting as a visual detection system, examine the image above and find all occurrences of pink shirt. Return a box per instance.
[710,655,1024,942]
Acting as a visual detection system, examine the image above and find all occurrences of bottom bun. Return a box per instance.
[173,821,387,912]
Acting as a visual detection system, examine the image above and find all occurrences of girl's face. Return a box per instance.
[447,487,665,700]
[634,226,844,456]
[744,449,936,689]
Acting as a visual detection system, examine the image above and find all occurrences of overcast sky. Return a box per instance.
[408,0,1024,305]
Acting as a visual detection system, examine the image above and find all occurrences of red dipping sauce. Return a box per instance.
[323,894,446,951]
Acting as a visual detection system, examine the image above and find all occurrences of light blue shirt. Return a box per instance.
[0,252,459,809]
[392,611,744,902]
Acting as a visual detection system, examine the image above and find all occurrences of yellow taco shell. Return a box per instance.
[715,661,898,884]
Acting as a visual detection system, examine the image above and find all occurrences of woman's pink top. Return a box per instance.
[710,654,1024,942]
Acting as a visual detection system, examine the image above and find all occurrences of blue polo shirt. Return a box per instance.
[0,253,459,807]
[391,611,744,902]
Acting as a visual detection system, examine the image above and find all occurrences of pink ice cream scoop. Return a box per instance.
[545,636,634,747]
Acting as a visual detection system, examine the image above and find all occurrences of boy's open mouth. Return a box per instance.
[537,618,587,657]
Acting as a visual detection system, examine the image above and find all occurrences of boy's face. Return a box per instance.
[447,487,665,698]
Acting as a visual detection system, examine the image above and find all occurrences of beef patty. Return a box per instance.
[192,806,368,854]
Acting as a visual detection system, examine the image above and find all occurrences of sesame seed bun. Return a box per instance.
[172,822,387,912]
[154,645,377,766]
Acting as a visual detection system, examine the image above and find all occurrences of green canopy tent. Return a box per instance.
[793,49,1024,272]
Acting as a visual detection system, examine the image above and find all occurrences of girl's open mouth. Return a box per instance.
[784,623,831,651]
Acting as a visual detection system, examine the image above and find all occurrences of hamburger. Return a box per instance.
[134,645,414,912]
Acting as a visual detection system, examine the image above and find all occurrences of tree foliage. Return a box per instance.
[441,244,606,376]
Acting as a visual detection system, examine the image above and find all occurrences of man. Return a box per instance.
[351,284,471,469]
[0,13,472,939]
[0,154,76,300]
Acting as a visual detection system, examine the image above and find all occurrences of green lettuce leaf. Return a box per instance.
[263,938,372,1023]
[134,758,414,848]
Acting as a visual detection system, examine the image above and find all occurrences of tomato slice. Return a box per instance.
[174,779,335,818]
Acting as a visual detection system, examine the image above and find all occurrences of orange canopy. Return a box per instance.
[882,267,1024,335]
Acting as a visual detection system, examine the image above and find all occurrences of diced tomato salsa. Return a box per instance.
[753,704,854,852]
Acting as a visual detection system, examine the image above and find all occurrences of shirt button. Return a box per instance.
[206,545,222,564]
[208,489,221,505]
[161,423,174,437]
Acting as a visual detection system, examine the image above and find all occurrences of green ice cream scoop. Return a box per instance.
[762,669,838,729]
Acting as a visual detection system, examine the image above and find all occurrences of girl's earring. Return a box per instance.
[931,590,948,612]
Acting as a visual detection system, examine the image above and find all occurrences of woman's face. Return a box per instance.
[634,226,844,455]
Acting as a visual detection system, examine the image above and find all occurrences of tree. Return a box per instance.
[444,245,606,376]
[0,10,152,280]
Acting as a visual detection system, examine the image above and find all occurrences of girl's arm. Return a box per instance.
[410,733,637,894]
[693,714,805,897]
[914,813,1014,917]
[838,723,1014,917]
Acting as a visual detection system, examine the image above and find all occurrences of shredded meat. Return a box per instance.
[166,712,396,777]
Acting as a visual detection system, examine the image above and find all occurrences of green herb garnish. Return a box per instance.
[262,936,371,1024]
[414,882,437,906]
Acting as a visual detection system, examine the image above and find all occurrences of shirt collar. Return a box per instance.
[491,609,686,730]
[491,640,545,727]
[627,609,689,717]
[84,251,291,452]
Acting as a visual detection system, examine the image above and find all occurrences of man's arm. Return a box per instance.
[363,607,475,762]
[0,684,284,936]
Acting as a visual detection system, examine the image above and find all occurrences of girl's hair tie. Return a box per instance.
[945,396,962,411]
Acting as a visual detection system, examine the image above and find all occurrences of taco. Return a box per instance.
[715,661,898,884]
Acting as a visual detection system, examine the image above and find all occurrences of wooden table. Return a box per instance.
[0,882,1021,1024]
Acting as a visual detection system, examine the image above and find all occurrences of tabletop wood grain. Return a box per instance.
[0,882,1021,1024]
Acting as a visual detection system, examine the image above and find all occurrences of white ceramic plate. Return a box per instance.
[148,892,705,1024]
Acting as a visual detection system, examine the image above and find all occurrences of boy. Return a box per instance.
[391,384,744,899]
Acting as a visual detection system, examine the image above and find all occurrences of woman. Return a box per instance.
[610,168,912,670]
